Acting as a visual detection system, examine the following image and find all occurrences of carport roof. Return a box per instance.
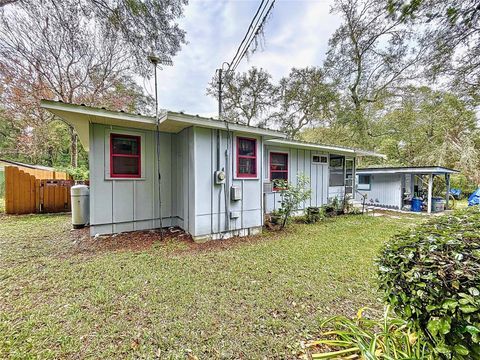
[356,166,459,175]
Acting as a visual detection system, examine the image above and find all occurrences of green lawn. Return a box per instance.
[0,213,420,359]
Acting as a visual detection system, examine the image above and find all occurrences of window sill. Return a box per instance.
[105,177,146,181]
[234,176,259,180]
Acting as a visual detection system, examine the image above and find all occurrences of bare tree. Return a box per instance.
[1,0,187,75]
[0,0,163,166]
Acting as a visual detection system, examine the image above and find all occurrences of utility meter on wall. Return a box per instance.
[214,170,226,184]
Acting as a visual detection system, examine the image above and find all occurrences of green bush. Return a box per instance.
[378,208,480,359]
[450,174,477,198]
[306,206,323,223]
[56,165,89,181]
[273,174,312,229]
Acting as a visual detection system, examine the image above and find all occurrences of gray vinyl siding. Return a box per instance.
[89,123,194,236]
[89,124,262,237]
[361,173,402,209]
[263,146,329,213]
[192,127,263,237]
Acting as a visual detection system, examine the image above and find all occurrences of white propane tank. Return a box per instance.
[71,184,90,229]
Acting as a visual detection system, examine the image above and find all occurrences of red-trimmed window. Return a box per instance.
[110,133,141,178]
[270,152,288,189]
[236,137,257,178]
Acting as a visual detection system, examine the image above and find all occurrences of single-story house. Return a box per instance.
[356,166,459,213]
[41,100,380,241]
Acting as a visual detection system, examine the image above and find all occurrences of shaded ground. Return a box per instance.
[0,213,421,359]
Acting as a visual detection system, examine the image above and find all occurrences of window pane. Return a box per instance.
[238,157,256,175]
[238,138,256,156]
[359,175,370,185]
[270,153,288,171]
[112,156,139,176]
[112,136,139,155]
[271,171,288,181]
[329,155,344,186]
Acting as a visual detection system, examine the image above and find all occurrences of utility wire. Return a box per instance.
[228,0,267,70]
[230,0,275,72]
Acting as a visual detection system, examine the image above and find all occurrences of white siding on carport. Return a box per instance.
[361,173,402,209]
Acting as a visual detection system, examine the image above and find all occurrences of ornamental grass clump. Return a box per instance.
[378,208,480,359]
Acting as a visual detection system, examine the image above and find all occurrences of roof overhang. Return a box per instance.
[264,138,386,158]
[40,100,286,152]
[357,166,459,175]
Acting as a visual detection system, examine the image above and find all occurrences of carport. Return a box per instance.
[356,166,459,213]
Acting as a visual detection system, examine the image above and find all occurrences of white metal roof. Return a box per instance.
[40,100,384,158]
[357,166,459,175]
[40,100,286,151]
[264,138,386,158]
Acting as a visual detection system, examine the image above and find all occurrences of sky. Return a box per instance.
[144,0,341,117]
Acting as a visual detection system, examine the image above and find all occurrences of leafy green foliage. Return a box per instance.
[56,165,89,181]
[273,174,312,229]
[450,174,478,198]
[306,207,324,224]
[378,208,480,358]
[303,307,432,359]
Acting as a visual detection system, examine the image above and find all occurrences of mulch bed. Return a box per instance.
[69,225,283,256]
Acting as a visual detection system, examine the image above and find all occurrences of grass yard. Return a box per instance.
[0,213,420,359]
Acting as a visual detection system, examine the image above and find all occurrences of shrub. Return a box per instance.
[450,174,477,198]
[273,174,312,229]
[306,207,323,223]
[56,165,89,181]
[378,208,480,359]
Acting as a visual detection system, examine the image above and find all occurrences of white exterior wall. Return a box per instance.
[89,123,194,236]
[361,173,402,209]
[263,146,329,213]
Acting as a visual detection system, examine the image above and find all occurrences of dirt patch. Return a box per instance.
[68,226,287,256]
[70,227,191,255]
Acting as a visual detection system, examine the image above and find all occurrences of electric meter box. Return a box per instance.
[230,186,242,201]
[214,170,226,184]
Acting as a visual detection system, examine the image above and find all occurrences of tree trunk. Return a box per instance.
[69,125,78,168]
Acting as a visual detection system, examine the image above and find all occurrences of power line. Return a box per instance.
[228,0,267,71]
[230,0,275,72]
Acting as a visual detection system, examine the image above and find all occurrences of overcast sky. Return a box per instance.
[145,0,340,117]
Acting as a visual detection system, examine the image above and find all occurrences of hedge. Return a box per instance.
[378,208,480,359]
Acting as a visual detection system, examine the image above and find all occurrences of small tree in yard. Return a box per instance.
[274,174,312,229]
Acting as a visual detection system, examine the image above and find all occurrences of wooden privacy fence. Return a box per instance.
[4,166,73,214]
